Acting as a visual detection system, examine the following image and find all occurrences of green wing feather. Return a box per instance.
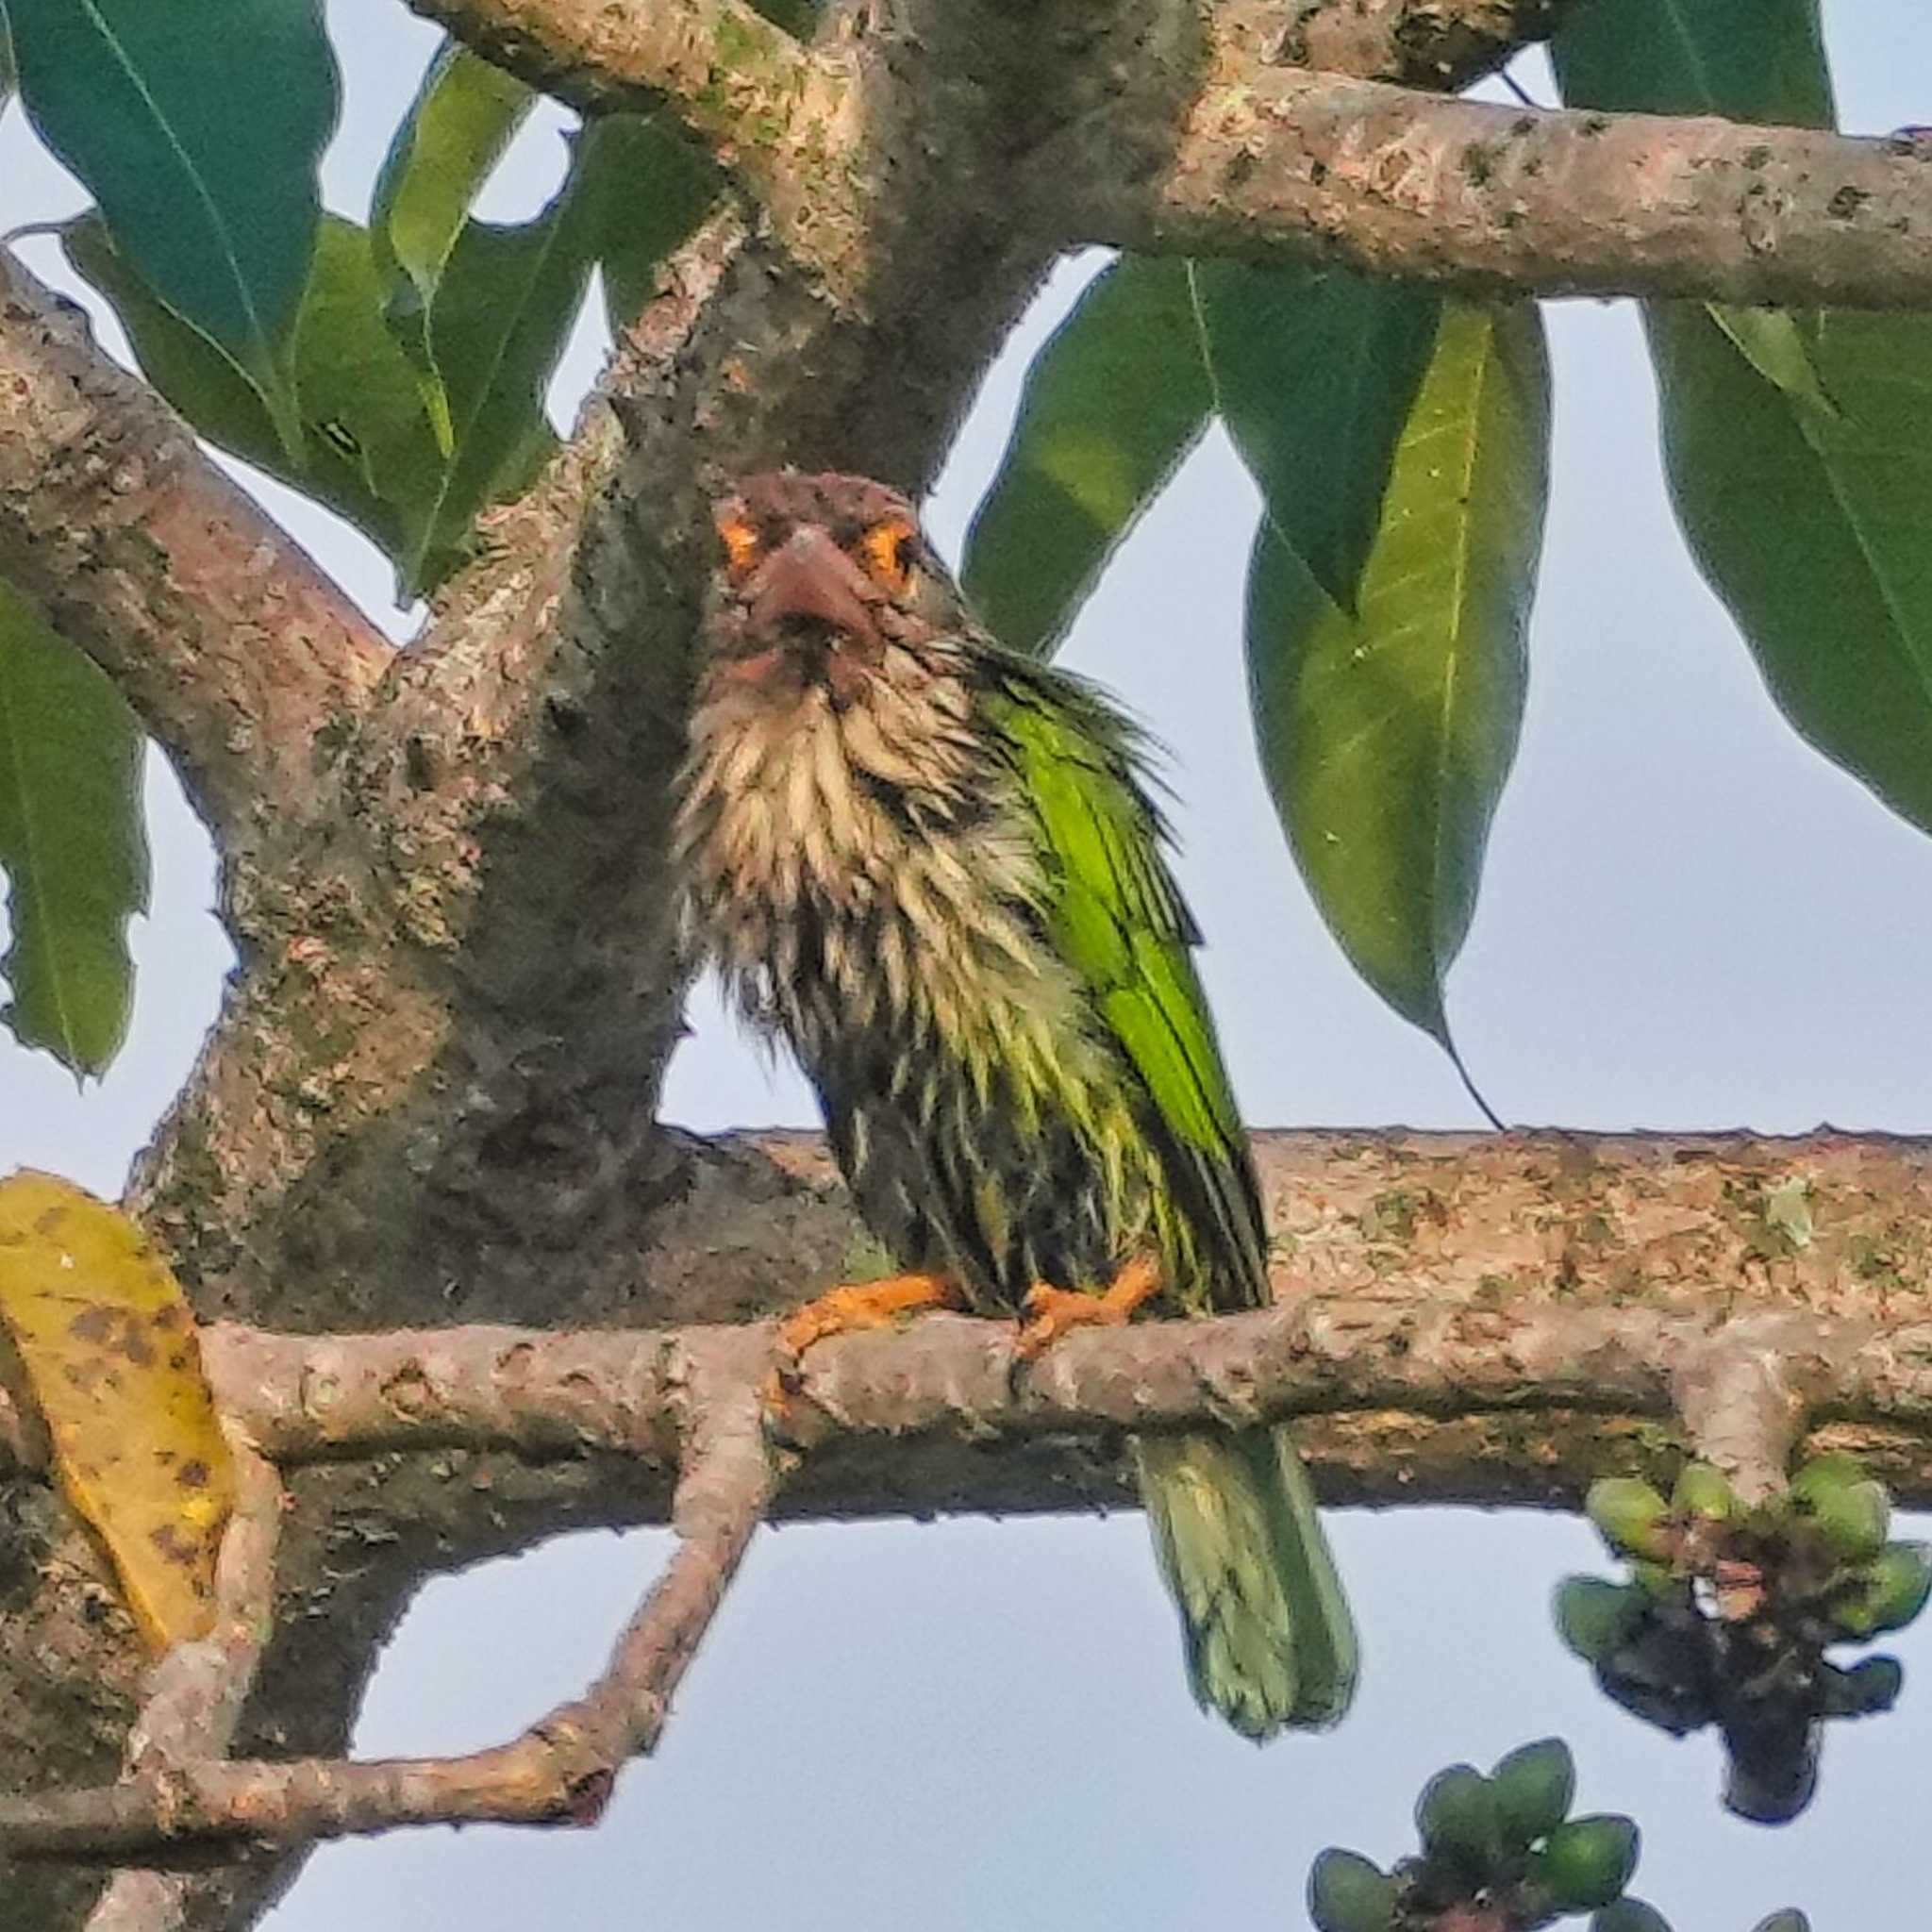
[986,651,1359,1734]
[989,660,1268,1312]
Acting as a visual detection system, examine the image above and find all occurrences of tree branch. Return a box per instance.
[1241,0,1575,89]
[81,1436,284,1928]
[1058,69,1932,309]
[0,251,392,845]
[175,1303,1932,1493]
[4,1339,774,1863]
[399,0,864,283]
[1671,1317,1807,1507]
[5,1284,1929,1862]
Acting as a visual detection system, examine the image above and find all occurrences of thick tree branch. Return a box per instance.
[1235,0,1574,89]
[4,1340,774,1862]
[401,0,812,124]
[8,1125,1932,1869]
[185,1303,1932,1501]
[3,1281,1928,1861]
[1057,71,1932,309]
[400,0,864,284]
[0,252,392,845]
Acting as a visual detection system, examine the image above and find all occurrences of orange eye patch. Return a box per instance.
[717,512,761,577]
[858,516,918,593]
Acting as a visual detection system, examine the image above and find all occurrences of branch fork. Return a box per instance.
[4,1331,775,1869]
[0,1283,1912,1870]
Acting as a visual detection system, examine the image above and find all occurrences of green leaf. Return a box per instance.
[1550,0,1833,127]
[587,114,722,336]
[7,0,337,456]
[1191,260,1441,610]
[1707,308,1837,422]
[1246,300,1548,1049]
[1645,303,1932,835]
[0,583,147,1077]
[962,257,1213,657]
[63,215,447,596]
[372,40,535,457]
[1555,10,1932,841]
[397,136,609,592]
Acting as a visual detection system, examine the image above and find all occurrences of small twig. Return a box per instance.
[82,1431,285,1927]
[1671,1315,1810,1506]
[6,1337,774,1863]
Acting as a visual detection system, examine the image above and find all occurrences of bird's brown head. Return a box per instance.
[704,471,954,707]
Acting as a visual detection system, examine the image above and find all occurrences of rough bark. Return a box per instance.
[1060,73,1932,308]
[0,256,391,851]
[1273,0,1575,88]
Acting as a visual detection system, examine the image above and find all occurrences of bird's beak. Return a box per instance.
[744,525,886,658]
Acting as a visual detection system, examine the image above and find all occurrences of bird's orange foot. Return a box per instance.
[1013,1256,1163,1360]
[764,1273,956,1408]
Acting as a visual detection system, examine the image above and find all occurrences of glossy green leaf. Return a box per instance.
[961,258,1213,657]
[398,137,608,592]
[1648,304,1932,833]
[1560,4,1932,838]
[63,215,447,594]
[0,583,147,1076]
[8,0,337,454]
[1192,260,1441,611]
[1707,308,1838,422]
[1247,301,1548,1046]
[591,114,723,337]
[372,40,534,457]
[1550,0,1833,127]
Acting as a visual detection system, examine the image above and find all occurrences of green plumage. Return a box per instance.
[678,470,1359,1737]
[998,674,1359,1734]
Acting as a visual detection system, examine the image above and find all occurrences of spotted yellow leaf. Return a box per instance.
[0,1171,234,1650]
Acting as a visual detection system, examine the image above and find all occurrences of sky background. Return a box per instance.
[3,6,1931,1927]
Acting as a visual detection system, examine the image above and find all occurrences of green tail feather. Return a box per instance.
[1134,1425,1358,1739]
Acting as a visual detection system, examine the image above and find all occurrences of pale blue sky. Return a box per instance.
[2,8,1930,1926]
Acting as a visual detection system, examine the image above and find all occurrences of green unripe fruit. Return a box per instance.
[1591,1899,1674,1932]
[1824,1655,1904,1716]
[1307,1849,1398,1932]
[1790,1452,1866,1502]
[1670,1461,1735,1523]
[1415,1765,1501,1874]
[1807,1478,1890,1562]
[1555,1577,1643,1662]
[1833,1542,1932,1637]
[1587,1478,1673,1560]
[1630,1560,1679,1601]
[1527,1815,1641,1910]
[1491,1738,1575,1849]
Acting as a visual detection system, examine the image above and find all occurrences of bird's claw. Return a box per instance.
[1013,1283,1125,1360]
[763,1274,955,1428]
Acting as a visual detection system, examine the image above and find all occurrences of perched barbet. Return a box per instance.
[675,469,1358,1736]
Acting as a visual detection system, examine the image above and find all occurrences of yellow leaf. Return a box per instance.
[0,1171,235,1651]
